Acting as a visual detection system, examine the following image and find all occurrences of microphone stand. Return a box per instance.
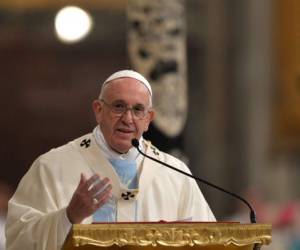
[132,139,257,224]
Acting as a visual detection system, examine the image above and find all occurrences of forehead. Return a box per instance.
[102,77,151,104]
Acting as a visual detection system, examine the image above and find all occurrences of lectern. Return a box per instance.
[62,223,271,250]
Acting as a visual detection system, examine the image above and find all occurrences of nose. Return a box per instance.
[120,109,134,123]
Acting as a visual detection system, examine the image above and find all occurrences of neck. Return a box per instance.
[111,146,130,155]
[93,126,140,161]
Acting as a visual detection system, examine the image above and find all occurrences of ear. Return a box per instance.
[92,100,103,124]
[143,109,155,132]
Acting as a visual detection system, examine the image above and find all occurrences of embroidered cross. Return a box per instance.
[80,139,91,148]
[151,146,159,156]
[121,192,135,200]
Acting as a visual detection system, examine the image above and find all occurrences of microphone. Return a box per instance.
[131,138,257,223]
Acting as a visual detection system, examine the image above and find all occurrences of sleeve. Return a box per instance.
[5,156,73,250]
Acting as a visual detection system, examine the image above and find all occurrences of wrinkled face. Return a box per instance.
[93,77,155,153]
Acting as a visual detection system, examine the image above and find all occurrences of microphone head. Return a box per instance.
[131,138,139,148]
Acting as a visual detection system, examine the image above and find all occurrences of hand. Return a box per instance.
[66,173,112,224]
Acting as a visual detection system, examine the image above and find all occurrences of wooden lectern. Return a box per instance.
[62,223,271,250]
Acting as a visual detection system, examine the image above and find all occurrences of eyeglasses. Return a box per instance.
[100,99,151,119]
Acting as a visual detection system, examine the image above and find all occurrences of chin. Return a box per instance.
[113,141,132,153]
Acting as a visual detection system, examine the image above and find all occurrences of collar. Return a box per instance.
[92,126,145,161]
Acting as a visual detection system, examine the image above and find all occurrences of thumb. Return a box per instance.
[78,173,87,188]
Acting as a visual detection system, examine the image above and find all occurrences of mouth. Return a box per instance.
[116,128,135,134]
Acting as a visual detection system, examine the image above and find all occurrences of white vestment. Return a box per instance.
[6,132,215,250]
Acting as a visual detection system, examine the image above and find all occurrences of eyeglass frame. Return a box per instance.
[99,99,152,120]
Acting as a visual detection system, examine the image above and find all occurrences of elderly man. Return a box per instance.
[6,70,215,250]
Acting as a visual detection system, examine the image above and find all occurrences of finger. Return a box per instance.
[84,174,100,190]
[76,173,87,190]
[80,173,87,184]
[93,184,112,203]
[95,194,111,210]
[94,188,113,210]
[89,177,110,196]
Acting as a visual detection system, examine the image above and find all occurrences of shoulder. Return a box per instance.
[41,133,92,157]
[143,139,191,173]
[32,133,93,170]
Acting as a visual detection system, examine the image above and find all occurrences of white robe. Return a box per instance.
[6,133,215,250]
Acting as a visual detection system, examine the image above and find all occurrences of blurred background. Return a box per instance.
[0,0,300,249]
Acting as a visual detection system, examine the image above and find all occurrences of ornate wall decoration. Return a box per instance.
[127,0,187,137]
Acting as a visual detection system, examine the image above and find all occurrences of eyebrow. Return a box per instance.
[111,99,147,107]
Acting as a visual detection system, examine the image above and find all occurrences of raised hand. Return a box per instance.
[66,173,112,224]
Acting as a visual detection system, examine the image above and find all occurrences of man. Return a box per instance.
[6,70,215,250]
